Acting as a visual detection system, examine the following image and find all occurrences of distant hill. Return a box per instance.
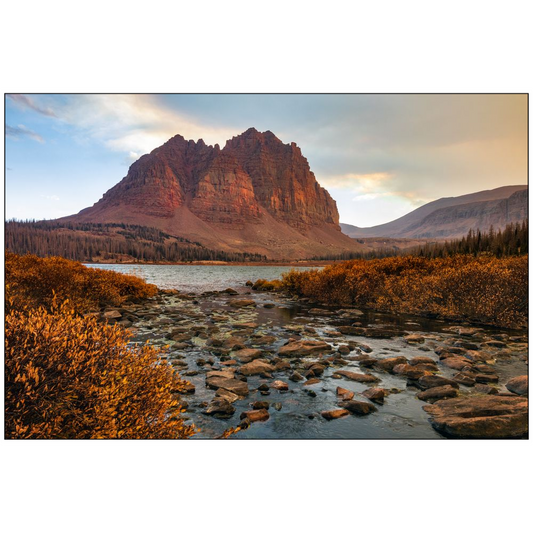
[341,185,528,239]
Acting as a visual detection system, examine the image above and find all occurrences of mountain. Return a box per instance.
[341,185,528,240]
[64,128,362,260]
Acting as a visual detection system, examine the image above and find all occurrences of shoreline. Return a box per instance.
[85,260,336,267]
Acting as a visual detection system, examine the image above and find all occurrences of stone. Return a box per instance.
[229,299,256,308]
[423,396,528,438]
[305,378,321,386]
[416,385,458,403]
[474,384,499,395]
[289,372,304,382]
[440,356,472,371]
[409,356,436,366]
[404,334,425,344]
[338,400,377,416]
[103,310,122,319]
[205,376,249,396]
[272,402,282,411]
[321,409,350,420]
[358,357,378,368]
[278,340,332,357]
[418,375,459,390]
[375,356,408,373]
[271,380,289,391]
[240,409,270,423]
[252,401,270,410]
[239,360,276,376]
[232,348,263,363]
[336,387,355,401]
[204,398,236,417]
[215,389,241,403]
[453,372,476,387]
[335,370,380,383]
[392,364,431,380]
[362,387,386,404]
[506,375,528,396]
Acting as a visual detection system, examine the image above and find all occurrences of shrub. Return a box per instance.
[252,278,282,291]
[281,255,528,328]
[5,252,158,313]
[5,303,196,439]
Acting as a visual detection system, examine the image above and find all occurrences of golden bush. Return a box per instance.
[5,251,158,314]
[282,255,528,328]
[5,303,197,439]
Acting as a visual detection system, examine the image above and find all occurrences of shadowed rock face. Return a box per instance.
[67,128,359,259]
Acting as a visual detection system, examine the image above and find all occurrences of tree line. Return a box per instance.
[5,220,267,263]
[312,220,529,260]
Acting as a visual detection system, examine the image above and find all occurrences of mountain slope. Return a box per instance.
[64,128,363,260]
[341,185,527,239]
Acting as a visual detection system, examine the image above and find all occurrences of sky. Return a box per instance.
[4,94,528,227]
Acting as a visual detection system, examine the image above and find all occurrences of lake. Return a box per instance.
[85,264,318,292]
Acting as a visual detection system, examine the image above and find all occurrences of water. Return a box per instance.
[86,263,528,439]
[85,264,317,292]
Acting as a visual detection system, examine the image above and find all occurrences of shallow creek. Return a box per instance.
[119,287,527,439]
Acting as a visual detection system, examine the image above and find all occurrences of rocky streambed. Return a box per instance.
[100,286,528,439]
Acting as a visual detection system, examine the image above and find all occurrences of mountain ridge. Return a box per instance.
[341,185,527,239]
[65,128,362,260]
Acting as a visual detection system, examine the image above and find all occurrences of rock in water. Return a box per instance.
[321,409,350,420]
[423,396,528,438]
[506,375,528,396]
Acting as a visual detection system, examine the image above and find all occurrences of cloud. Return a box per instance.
[6,124,44,143]
[319,172,393,191]
[53,94,239,157]
[40,194,60,201]
[7,94,57,117]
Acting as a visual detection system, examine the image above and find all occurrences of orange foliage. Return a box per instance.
[282,255,528,328]
[5,303,197,439]
[5,251,158,314]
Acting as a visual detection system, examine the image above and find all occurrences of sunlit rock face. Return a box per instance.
[69,128,360,259]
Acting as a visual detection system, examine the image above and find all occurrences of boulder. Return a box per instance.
[229,299,256,308]
[362,387,386,404]
[271,380,289,391]
[392,364,431,380]
[321,409,350,420]
[336,387,355,401]
[232,348,263,363]
[423,396,528,438]
[206,376,249,396]
[204,398,236,417]
[240,409,270,423]
[239,360,276,376]
[338,399,377,416]
[416,385,458,403]
[278,340,332,357]
[418,375,459,390]
[335,370,380,383]
[506,375,528,396]
[375,356,408,373]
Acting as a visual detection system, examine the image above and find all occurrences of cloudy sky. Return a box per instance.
[5,94,527,226]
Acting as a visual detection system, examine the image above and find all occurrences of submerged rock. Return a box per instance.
[336,387,355,401]
[375,356,408,373]
[240,360,276,376]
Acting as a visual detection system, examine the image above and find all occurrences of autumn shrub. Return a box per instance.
[5,251,158,313]
[5,302,197,439]
[282,255,528,328]
[252,278,282,291]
